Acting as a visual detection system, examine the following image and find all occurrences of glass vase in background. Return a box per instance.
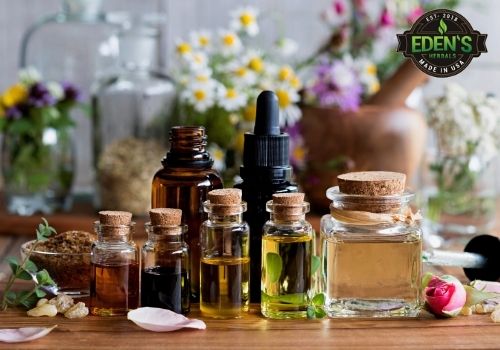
[424,150,497,245]
[92,13,176,215]
[1,128,75,215]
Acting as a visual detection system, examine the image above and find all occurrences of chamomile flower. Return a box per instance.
[230,64,257,87]
[19,66,41,85]
[181,83,215,113]
[175,39,192,58]
[190,30,212,50]
[47,82,64,100]
[242,50,265,73]
[275,38,298,57]
[190,67,216,85]
[217,85,247,112]
[208,143,226,172]
[275,86,301,126]
[218,30,242,56]
[230,7,259,37]
[185,51,209,71]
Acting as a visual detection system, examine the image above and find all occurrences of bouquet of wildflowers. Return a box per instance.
[0,68,81,192]
[172,6,302,182]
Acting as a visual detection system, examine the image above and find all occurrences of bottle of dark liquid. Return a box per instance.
[151,126,223,300]
[141,208,190,314]
[90,211,139,316]
[235,91,298,303]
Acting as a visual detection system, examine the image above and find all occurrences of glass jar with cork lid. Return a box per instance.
[321,171,422,317]
[141,208,190,314]
[200,189,250,319]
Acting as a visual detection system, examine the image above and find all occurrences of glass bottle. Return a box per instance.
[261,193,313,319]
[152,126,224,300]
[90,210,139,316]
[321,171,422,318]
[141,208,190,314]
[200,189,250,319]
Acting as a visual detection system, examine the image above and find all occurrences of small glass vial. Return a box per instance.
[261,193,313,319]
[90,211,139,316]
[141,208,190,314]
[200,189,250,319]
[321,171,422,318]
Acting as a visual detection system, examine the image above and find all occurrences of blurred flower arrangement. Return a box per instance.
[172,6,302,182]
[426,83,500,232]
[0,68,82,214]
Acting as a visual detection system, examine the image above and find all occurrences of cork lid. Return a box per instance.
[149,208,182,226]
[271,193,308,220]
[337,171,406,196]
[99,211,132,225]
[207,189,243,215]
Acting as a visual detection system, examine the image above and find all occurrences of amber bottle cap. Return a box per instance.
[337,171,406,196]
[207,189,243,215]
[149,208,182,226]
[99,211,132,225]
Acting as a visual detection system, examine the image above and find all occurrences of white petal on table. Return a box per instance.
[128,307,206,332]
[0,325,57,343]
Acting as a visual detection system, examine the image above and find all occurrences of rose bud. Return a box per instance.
[424,274,466,317]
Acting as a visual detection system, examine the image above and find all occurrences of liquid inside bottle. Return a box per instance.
[261,235,312,318]
[90,262,139,316]
[200,257,250,318]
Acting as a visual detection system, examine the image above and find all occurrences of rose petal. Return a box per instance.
[0,326,57,343]
[440,275,467,314]
[127,307,206,332]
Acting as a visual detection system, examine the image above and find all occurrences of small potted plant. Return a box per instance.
[0,68,82,215]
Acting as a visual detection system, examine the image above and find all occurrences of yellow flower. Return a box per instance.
[194,89,206,102]
[369,80,380,94]
[243,104,256,122]
[290,75,302,89]
[248,57,264,72]
[240,11,255,26]
[1,83,27,108]
[278,66,293,81]
[235,66,248,77]
[366,63,377,76]
[234,131,245,153]
[276,89,291,108]
[176,41,192,56]
[223,33,236,46]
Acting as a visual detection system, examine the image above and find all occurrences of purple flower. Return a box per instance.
[306,58,363,111]
[380,7,394,27]
[28,83,55,107]
[284,122,307,170]
[5,107,22,120]
[61,81,82,102]
[333,0,345,15]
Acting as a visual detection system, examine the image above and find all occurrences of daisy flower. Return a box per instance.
[175,39,192,58]
[275,86,301,126]
[230,63,257,87]
[275,38,298,57]
[47,81,64,100]
[242,50,265,73]
[189,30,212,50]
[185,51,209,71]
[230,6,259,37]
[218,30,242,56]
[181,83,215,113]
[217,85,247,112]
[208,143,226,172]
[19,67,41,86]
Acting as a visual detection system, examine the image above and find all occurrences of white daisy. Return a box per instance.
[174,39,192,58]
[181,83,215,113]
[19,66,41,85]
[185,51,208,71]
[189,30,212,50]
[275,86,301,126]
[230,6,259,37]
[242,50,265,73]
[47,81,64,100]
[217,85,247,112]
[229,62,257,87]
[218,30,242,56]
[208,143,226,172]
[275,38,298,57]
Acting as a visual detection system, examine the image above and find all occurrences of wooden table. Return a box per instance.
[0,201,499,349]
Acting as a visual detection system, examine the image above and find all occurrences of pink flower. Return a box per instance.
[425,275,466,317]
[333,0,345,15]
[379,7,394,27]
[407,6,424,24]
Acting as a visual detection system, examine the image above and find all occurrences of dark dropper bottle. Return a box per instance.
[234,90,298,303]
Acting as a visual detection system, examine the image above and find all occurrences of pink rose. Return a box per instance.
[425,275,466,317]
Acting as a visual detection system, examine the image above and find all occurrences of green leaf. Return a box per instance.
[439,19,448,34]
[24,259,38,273]
[6,256,20,275]
[464,285,500,307]
[36,269,55,286]
[306,306,316,319]
[35,287,46,298]
[266,252,283,283]
[311,255,321,275]
[421,272,434,289]
[5,291,17,303]
[17,291,38,309]
[315,308,327,319]
[16,269,33,281]
[312,293,325,306]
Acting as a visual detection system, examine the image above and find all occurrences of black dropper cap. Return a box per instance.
[241,91,290,178]
[463,234,500,281]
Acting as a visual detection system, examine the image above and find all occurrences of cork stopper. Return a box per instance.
[99,211,132,225]
[149,208,182,226]
[337,171,406,196]
[271,193,307,221]
[207,189,243,215]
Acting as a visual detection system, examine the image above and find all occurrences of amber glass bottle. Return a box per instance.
[151,126,223,300]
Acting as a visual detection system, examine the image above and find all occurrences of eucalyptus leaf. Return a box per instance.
[266,252,283,283]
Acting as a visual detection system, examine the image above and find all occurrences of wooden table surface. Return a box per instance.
[0,200,499,349]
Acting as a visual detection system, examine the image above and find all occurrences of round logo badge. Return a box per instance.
[397,9,487,78]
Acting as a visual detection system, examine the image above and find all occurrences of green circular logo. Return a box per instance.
[397,9,487,78]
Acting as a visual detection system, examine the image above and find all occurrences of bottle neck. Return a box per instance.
[145,224,186,242]
[62,0,102,20]
[163,126,213,168]
[269,213,306,225]
[94,222,134,243]
[208,213,244,224]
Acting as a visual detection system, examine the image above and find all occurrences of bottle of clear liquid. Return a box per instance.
[90,210,139,316]
[141,208,190,314]
[261,193,313,319]
[321,171,422,318]
[200,189,250,319]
